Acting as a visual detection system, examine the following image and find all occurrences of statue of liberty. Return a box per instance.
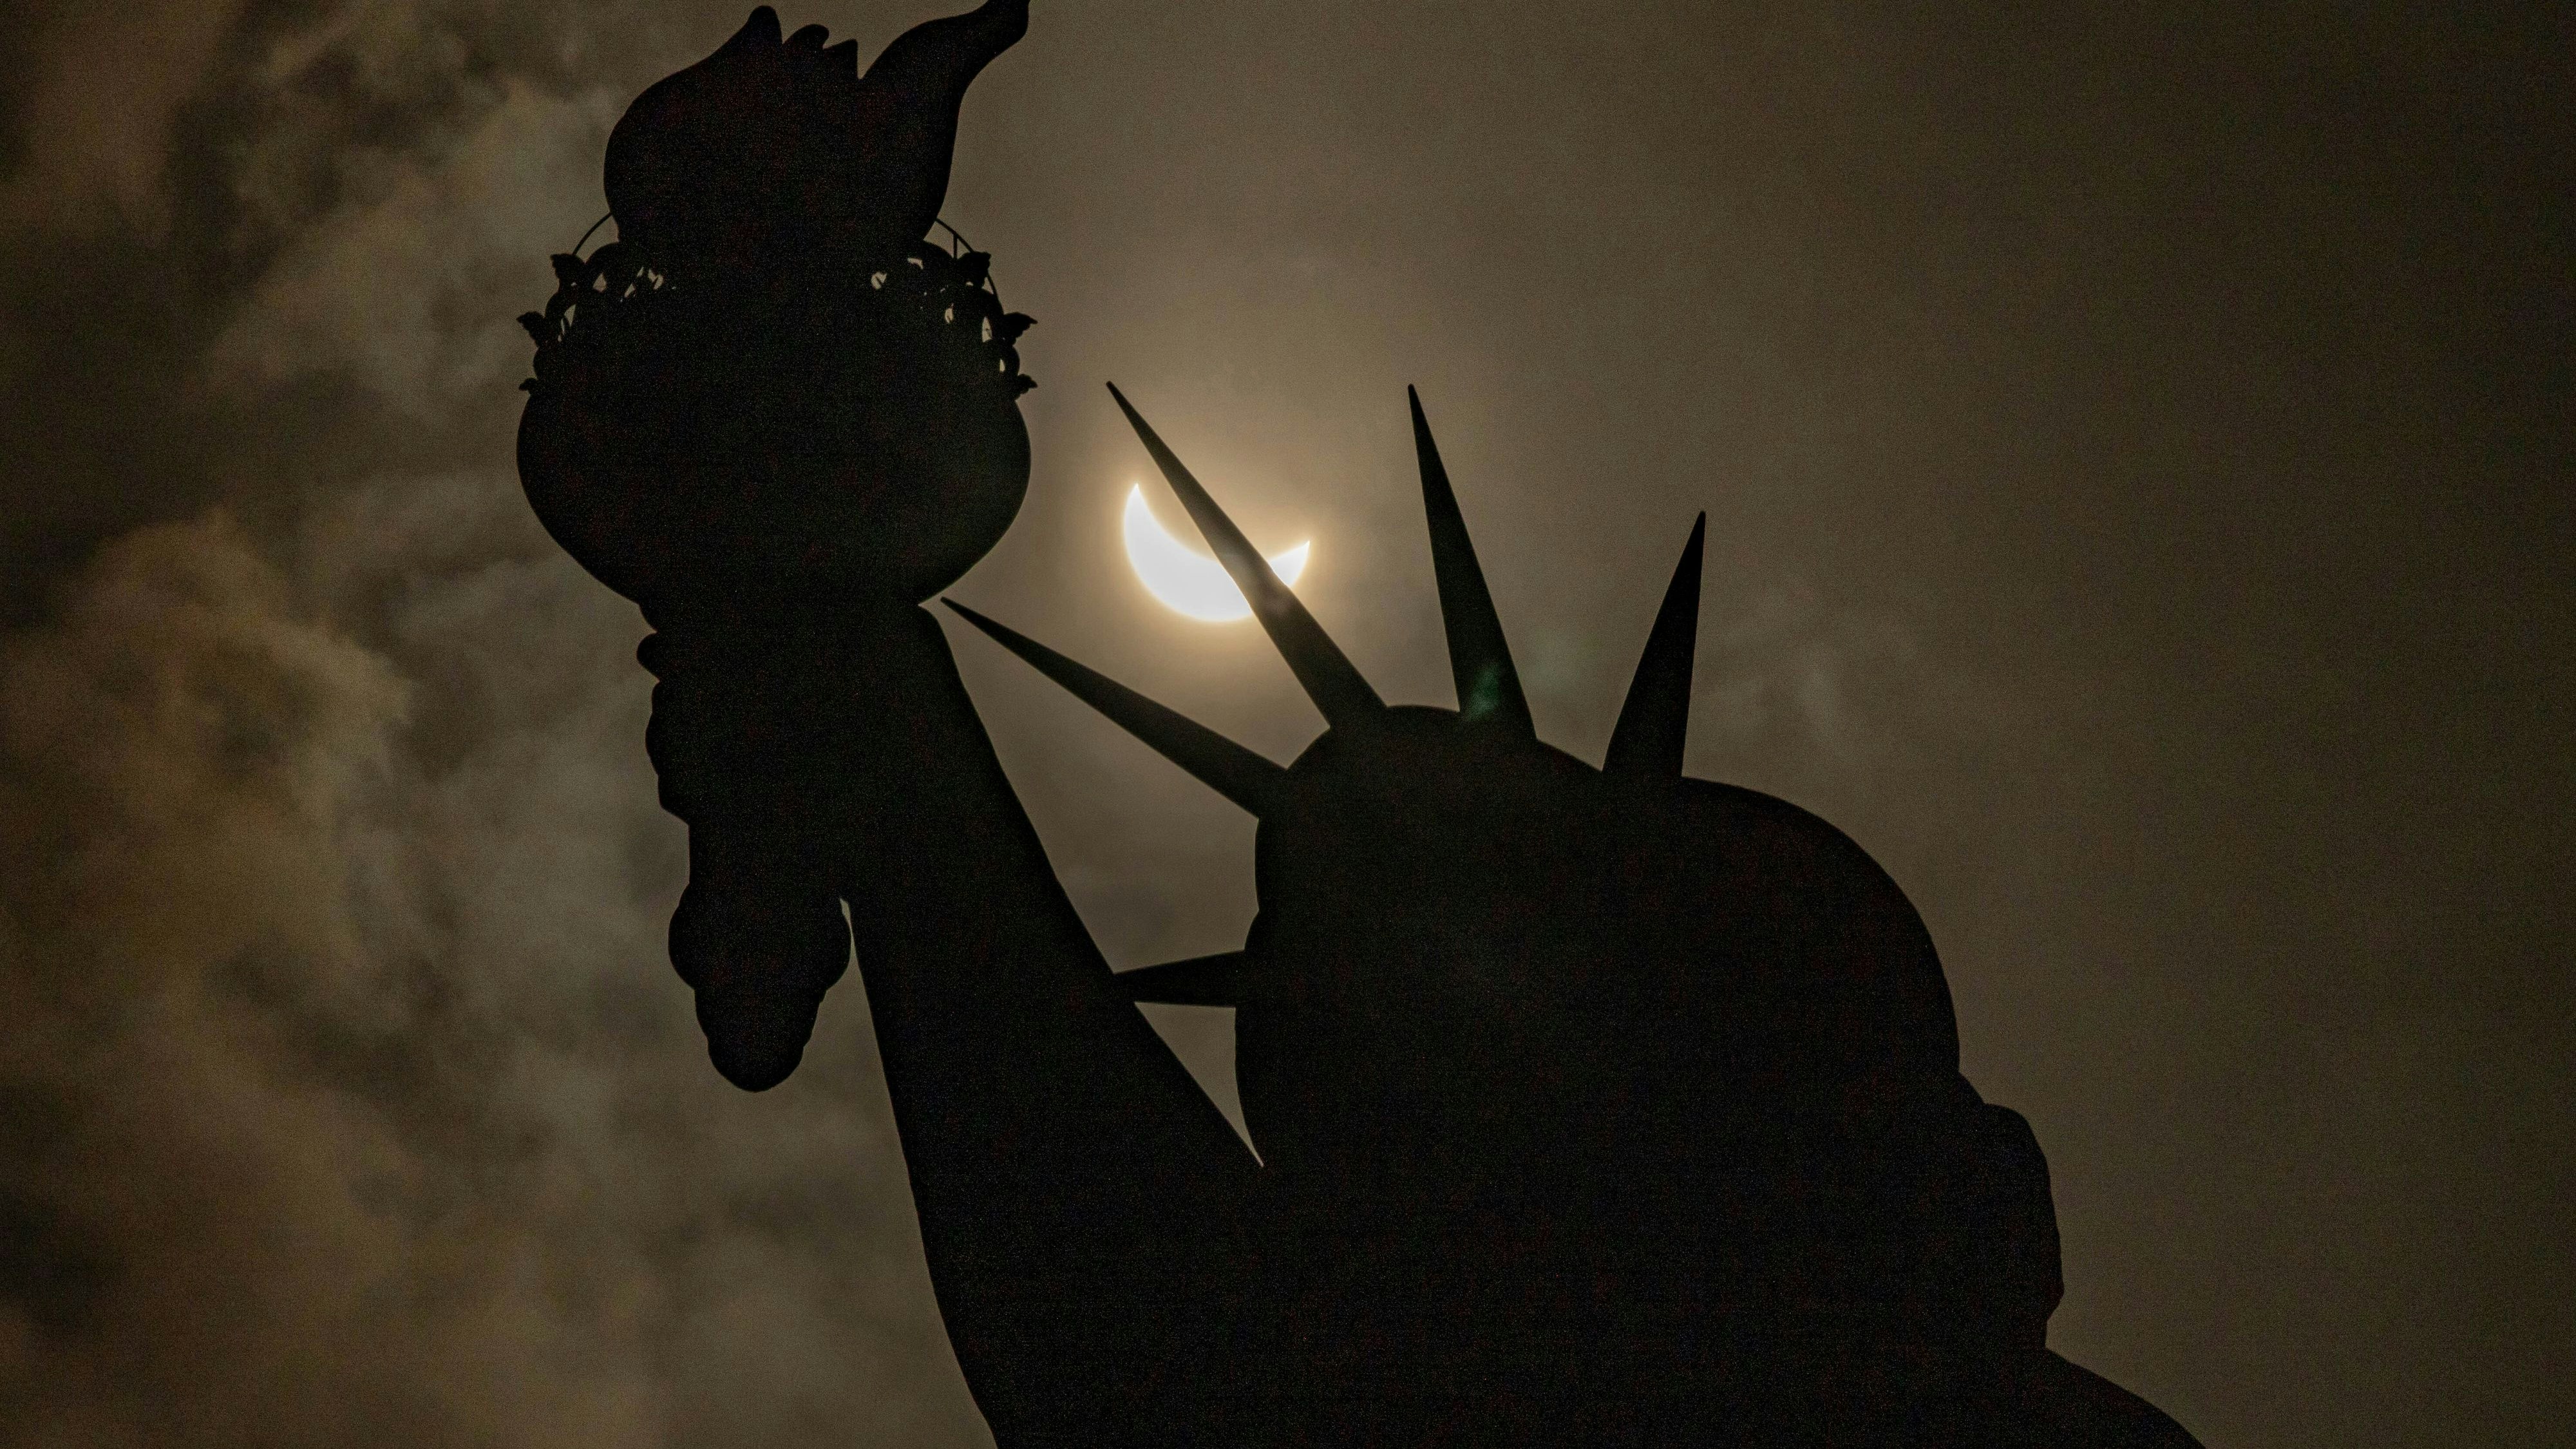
[517,7,2203,1444]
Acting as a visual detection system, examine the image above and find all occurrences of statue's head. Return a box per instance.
[951,384,2063,1342]
[1240,717,1964,1199]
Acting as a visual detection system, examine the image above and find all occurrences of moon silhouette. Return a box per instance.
[1122,484,1310,622]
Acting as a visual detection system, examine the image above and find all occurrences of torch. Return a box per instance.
[514,5,1035,1088]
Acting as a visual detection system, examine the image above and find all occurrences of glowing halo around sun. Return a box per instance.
[1122,484,1310,623]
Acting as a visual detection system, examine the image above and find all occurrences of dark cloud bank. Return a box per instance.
[0,3,2567,1446]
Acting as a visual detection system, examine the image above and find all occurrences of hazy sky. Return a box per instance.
[0,3,2568,1446]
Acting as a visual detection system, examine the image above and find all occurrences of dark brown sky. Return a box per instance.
[1,2,2568,1445]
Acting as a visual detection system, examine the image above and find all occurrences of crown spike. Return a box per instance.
[1116,952,1251,1006]
[1107,383,1385,729]
[1604,514,1706,778]
[1409,388,1533,735]
[943,601,1289,817]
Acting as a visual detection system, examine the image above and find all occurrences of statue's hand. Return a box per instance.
[639,624,867,1091]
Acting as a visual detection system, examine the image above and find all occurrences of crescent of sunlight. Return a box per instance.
[1123,483,1311,623]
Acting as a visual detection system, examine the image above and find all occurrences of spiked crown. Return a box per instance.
[949,386,1968,1202]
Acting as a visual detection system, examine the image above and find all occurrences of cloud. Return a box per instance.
[0,0,253,234]
[0,494,986,1447]
[0,3,2566,1446]
[0,4,994,1444]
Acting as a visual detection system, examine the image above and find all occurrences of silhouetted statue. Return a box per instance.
[517,8,2205,1444]
[521,3,1034,1089]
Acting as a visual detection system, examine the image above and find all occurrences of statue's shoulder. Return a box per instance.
[2009,1350,2209,1449]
